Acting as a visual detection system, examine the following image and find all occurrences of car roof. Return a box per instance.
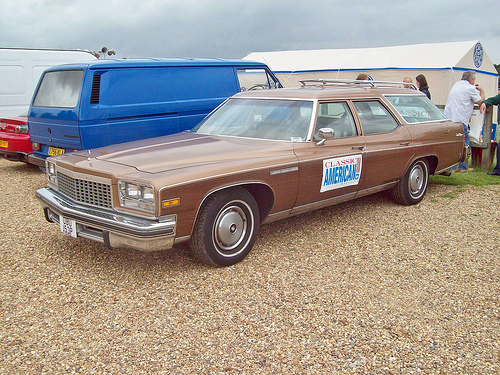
[233,80,426,101]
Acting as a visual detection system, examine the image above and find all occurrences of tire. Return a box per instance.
[392,159,429,205]
[189,187,260,267]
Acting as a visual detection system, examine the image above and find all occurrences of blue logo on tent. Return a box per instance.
[473,43,483,68]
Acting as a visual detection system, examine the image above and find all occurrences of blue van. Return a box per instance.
[27,58,281,166]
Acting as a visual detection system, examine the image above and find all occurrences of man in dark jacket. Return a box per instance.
[480,93,500,175]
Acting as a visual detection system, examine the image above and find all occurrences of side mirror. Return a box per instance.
[316,128,335,146]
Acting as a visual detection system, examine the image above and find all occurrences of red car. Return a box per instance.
[0,113,33,163]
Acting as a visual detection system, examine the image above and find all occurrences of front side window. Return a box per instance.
[236,69,280,91]
[314,102,357,140]
[385,95,447,123]
[195,98,312,141]
[33,70,84,108]
[353,101,399,135]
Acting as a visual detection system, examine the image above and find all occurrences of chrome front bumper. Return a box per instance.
[36,187,176,252]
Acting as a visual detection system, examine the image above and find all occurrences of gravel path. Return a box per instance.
[1,158,499,374]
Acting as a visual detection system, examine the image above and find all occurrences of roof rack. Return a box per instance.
[299,79,418,90]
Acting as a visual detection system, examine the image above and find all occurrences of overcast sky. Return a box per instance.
[1,0,499,64]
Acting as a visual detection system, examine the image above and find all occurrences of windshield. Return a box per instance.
[385,95,447,123]
[195,98,313,141]
[33,70,84,108]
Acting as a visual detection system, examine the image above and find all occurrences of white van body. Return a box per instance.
[0,48,97,117]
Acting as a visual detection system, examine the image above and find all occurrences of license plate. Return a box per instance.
[48,147,65,156]
[0,140,8,149]
[60,216,77,238]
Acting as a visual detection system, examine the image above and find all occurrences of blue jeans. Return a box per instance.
[493,144,500,174]
[459,122,470,170]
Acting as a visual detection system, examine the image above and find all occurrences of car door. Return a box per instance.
[291,101,366,215]
[352,100,414,192]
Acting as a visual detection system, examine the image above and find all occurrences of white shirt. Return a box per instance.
[444,80,482,124]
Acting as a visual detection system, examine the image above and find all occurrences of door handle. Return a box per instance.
[400,142,411,146]
[352,145,365,150]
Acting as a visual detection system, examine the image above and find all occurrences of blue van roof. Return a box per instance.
[43,58,269,71]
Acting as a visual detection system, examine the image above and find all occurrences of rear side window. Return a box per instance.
[385,95,447,123]
[237,69,279,91]
[33,70,84,108]
[353,101,399,135]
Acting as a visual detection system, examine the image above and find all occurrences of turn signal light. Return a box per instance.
[162,198,180,208]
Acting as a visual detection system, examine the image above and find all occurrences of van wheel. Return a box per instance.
[189,187,260,267]
[392,159,429,205]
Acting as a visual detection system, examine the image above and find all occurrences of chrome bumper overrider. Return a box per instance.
[36,187,176,252]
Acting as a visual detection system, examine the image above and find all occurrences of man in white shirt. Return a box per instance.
[444,71,484,171]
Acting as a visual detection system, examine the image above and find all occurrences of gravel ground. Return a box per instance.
[1,157,499,374]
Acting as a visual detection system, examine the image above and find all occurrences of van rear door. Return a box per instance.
[29,68,85,157]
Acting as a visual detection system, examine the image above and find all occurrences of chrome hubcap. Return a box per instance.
[214,205,247,251]
[409,164,425,197]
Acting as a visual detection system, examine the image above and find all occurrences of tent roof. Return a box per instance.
[245,41,497,75]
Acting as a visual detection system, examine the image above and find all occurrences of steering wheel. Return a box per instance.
[248,84,268,91]
[277,127,299,139]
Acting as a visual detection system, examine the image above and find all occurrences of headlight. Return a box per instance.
[118,181,155,212]
[46,161,57,184]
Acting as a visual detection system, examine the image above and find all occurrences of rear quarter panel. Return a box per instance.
[405,120,465,172]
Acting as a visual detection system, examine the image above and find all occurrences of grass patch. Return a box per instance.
[430,168,500,187]
[440,192,457,199]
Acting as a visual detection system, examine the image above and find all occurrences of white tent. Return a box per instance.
[244,41,498,107]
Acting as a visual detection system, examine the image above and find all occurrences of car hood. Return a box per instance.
[68,132,296,174]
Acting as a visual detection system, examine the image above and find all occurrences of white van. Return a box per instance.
[0,48,97,118]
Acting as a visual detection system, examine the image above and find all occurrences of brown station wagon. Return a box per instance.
[36,80,466,266]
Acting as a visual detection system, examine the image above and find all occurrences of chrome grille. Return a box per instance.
[57,172,112,209]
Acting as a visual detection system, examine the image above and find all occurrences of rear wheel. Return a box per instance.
[392,159,429,205]
[189,187,260,267]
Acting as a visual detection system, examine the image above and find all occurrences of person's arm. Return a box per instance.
[480,102,486,113]
[474,84,485,105]
[480,94,500,113]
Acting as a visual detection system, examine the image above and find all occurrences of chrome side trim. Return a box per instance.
[270,166,299,175]
[289,192,358,216]
[355,182,397,199]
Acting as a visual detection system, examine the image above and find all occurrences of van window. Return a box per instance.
[33,70,84,108]
[237,69,279,91]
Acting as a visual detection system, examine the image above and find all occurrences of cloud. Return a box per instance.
[1,0,499,63]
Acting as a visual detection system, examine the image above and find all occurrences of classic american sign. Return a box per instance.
[321,155,362,192]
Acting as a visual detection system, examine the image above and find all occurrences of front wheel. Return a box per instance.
[391,159,429,205]
[189,187,260,267]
